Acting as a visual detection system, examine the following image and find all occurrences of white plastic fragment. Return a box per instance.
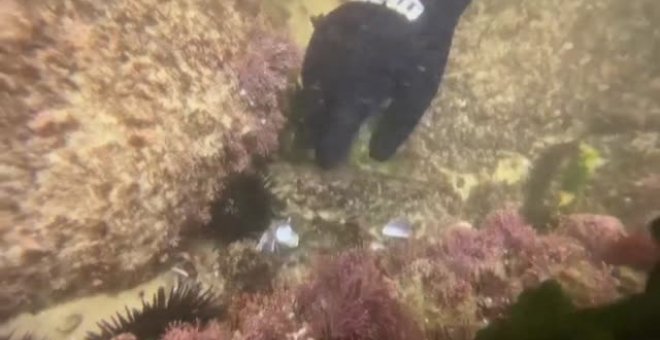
[381,218,413,239]
[256,218,300,253]
[275,224,299,248]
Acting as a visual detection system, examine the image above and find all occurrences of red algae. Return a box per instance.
[295,250,423,340]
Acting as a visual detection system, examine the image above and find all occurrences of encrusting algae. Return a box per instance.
[0,0,300,320]
[1,0,659,338]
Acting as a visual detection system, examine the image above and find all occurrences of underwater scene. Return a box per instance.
[1,0,659,339]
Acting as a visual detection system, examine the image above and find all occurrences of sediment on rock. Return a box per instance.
[0,0,300,320]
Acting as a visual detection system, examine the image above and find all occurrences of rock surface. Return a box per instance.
[273,0,660,237]
[0,0,299,319]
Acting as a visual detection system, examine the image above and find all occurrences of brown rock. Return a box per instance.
[0,0,298,320]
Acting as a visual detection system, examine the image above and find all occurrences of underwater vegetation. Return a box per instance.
[295,250,424,339]
[230,26,303,169]
[174,249,425,340]
[8,210,657,339]
[229,291,300,339]
[158,210,657,340]
[160,322,231,340]
[1,1,657,340]
[475,216,660,340]
[379,209,640,337]
[475,217,660,340]
[522,141,604,229]
[300,0,472,168]
[235,27,302,121]
[603,216,660,272]
[216,240,279,294]
[0,0,301,321]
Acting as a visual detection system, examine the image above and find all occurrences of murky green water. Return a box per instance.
[2,0,659,338]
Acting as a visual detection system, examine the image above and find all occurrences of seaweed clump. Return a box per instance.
[383,209,630,338]
[217,249,423,339]
[160,322,230,340]
[603,214,660,274]
[230,291,300,339]
[295,250,424,340]
[217,241,277,294]
[230,26,303,164]
[475,273,660,340]
[72,211,656,340]
[205,209,641,339]
[522,141,603,229]
[86,283,223,340]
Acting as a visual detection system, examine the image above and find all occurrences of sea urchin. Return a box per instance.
[86,283,223,340]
